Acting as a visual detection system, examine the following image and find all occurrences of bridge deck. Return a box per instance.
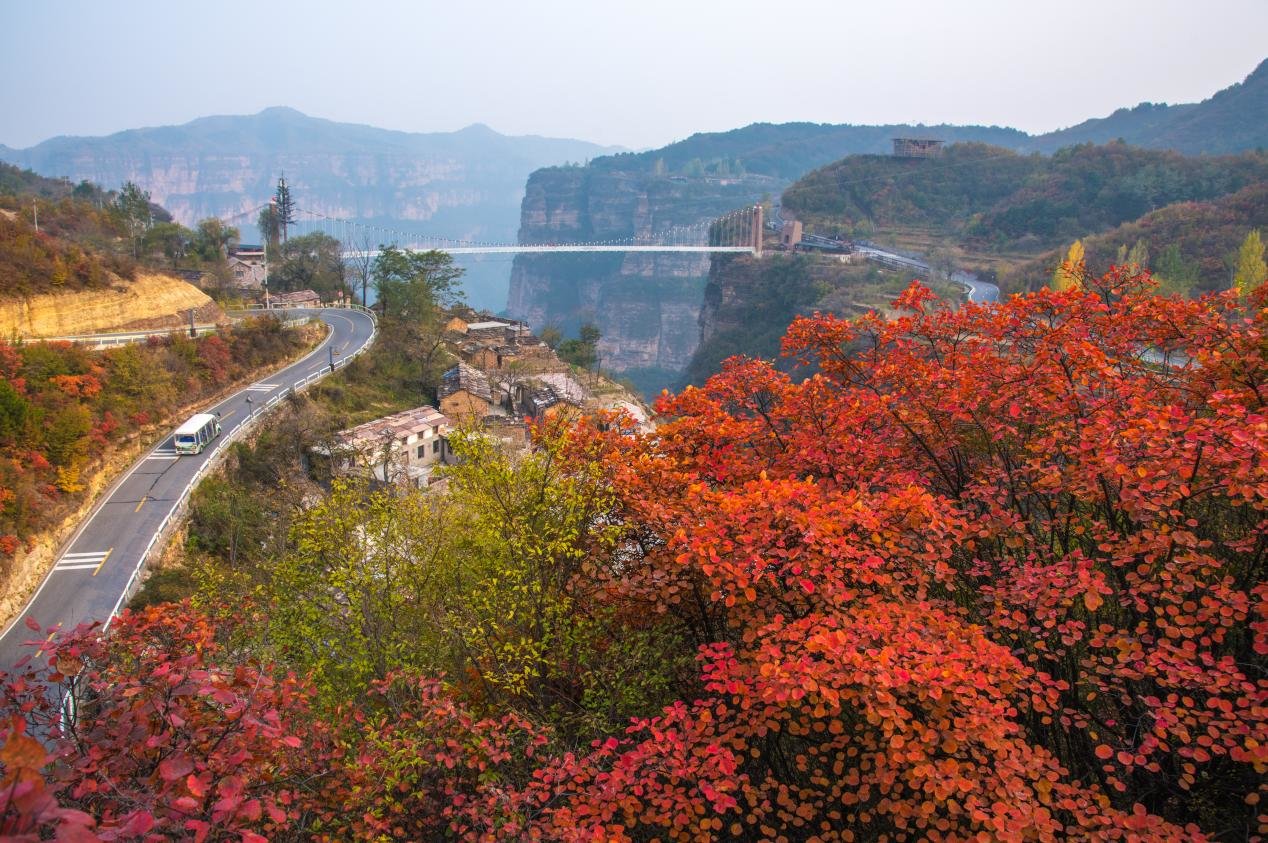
[344,245,756,257]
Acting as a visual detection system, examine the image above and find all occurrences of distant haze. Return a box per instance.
[2,0,1266,150]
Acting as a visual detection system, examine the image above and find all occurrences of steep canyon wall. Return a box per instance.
[506,166,778,394]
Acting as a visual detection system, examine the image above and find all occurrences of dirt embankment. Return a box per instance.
[0,272,223,338]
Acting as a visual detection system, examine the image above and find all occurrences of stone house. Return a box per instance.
[438,362,502,421]
[323,405,451,488]
[227,257,266,290]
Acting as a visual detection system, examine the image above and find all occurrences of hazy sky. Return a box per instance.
[2,0,1266,150]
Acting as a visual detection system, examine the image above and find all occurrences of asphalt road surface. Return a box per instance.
[0,307,376,672]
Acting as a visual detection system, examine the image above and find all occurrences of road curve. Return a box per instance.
[855,245,1000,303]
[0,307,376,672]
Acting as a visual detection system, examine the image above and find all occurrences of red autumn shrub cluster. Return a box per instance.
[2,270,1264,840]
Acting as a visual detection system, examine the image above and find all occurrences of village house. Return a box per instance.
[445,314,559,373]
[323,405,451,488]
[438,362,502,421]
[226,257,266,290]
[226,245,268,290]
[271,289,322,307]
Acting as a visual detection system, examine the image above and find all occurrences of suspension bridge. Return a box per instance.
[217,203,766,257]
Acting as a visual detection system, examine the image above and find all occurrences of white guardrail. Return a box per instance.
[104,305,378,624]
[24,325,220,349]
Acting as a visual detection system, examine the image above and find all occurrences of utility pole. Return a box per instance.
[263,237,270,309]
[189,307,196,338]
[32,202,38,233]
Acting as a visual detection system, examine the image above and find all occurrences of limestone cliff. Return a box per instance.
[0,273,221,337]
[506,166,778,394]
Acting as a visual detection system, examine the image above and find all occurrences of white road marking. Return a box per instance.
[55,549,111,573]
[0,310,374,645]
[245,383,280,392]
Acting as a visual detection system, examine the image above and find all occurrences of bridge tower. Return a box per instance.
[751,204,764,257]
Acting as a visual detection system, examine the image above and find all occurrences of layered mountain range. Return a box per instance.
[0,107,619,309]
[3,59,1265,389]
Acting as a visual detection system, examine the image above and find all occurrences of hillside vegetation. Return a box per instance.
[783,142,1268,253]
[4,273,1265,840]
[1006,181,1268,294]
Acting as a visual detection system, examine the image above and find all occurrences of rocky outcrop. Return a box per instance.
[0,273,220,337]
[507,167,779,392]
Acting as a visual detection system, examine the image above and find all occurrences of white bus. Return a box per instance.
[173,412,222,455]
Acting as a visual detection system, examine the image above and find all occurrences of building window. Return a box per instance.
[433,440,440,454]
[417,445,425,458]
[432,426,439,435]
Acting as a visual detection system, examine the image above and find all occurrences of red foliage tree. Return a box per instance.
[1,605,330,841]
[542,269,1264,839]
[1,271,1263,840]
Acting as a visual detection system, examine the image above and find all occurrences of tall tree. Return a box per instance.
[274,175,296,244]
[371,245,464,318]
[257,203,280,254]
[1233,228,1266,294]
[557,322,601,371]
[191,218,238,264]
[272,232,347,297]
[345,230,376,307]
[370,246,465,389]
[113,181,152,258]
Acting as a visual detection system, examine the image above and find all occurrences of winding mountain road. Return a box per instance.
[855,244,1000,303]
[0,306,376,672]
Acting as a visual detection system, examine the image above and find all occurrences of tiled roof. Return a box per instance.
[438,362,492,402]
[334,405,449,450]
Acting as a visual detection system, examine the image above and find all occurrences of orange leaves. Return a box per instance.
[571,271,1266,838]
[48,374,101,399]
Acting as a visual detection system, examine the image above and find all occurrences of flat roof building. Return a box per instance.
[892,138,943,158]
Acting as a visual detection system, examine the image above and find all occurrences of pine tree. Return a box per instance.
[274,175,296,244]
[1233,229,1266,295]
[1051,239,1084,291]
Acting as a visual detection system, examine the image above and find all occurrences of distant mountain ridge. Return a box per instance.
[0,107,621,309]
[506,57,1268,395]
[1,107,616,161]
[1027,59,1268,154]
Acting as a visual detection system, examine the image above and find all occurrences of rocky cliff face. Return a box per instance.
[507,167,778,394]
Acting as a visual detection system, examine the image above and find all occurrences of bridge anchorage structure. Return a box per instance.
[270,204,766,259]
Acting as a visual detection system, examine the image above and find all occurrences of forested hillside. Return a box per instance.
[782,142,1268,253]
[1006,181,1268,294]
[590,121,1031,181]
